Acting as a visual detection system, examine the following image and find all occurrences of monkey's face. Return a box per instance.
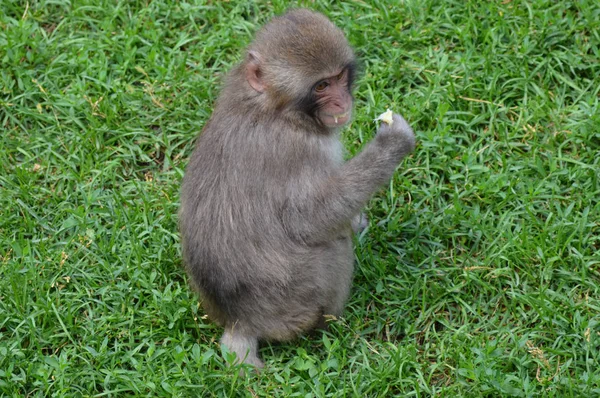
[243,9,357,130]
[311,67,354,129]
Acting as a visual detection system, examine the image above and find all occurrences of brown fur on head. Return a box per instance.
[242,9,357,128]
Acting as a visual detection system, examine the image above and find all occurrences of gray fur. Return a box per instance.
[179,9,415,368]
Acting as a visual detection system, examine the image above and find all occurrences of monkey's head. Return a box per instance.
[244,9,356,129]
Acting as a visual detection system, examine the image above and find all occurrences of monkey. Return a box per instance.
[179,9,416,369]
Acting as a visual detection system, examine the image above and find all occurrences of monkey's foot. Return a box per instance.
[221,330,264,371]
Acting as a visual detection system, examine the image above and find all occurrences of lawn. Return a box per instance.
[1,0,599,396]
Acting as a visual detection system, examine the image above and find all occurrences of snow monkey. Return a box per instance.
[180,9,415,368]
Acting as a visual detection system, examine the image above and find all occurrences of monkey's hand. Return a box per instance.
[351,212,369,234]
[375,113,416,158]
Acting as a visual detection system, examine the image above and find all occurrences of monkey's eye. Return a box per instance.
[336,70,346,80]
[314,81,329,92]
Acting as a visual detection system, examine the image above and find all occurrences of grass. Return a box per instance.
[1,0,599,396]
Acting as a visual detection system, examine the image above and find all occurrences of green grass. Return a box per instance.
[1,0,599,396]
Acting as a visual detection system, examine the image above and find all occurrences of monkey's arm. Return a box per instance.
[282,114,415,244]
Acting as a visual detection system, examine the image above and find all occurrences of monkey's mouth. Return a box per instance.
[323,111,350,127]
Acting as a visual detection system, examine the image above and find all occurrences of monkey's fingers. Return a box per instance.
[375,113,416,152]
[390,113,412,133]
[376,113,409,134]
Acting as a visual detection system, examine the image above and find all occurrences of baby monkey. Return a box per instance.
[179,9,415,368]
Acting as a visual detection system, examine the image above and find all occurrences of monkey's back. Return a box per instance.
[179,107,354,338]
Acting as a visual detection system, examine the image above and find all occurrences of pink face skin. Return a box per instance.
[245,58,353,128]
[314,69,353,129]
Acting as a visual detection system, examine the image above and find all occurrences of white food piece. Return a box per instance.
[375,109,394,126]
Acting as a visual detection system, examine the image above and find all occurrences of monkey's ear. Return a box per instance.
[246,51,265,93]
